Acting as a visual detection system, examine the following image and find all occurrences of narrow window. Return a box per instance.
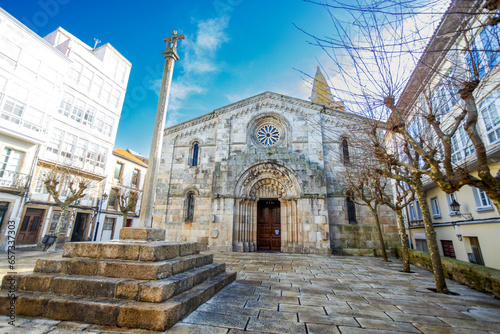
[342,139,350,164]
[192,143,199,167]
[186,192,195,222]
[114,162,123,181]
[346,192,356,224]
[131,169,140,188]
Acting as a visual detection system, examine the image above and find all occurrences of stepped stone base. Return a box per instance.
[0,229,236,331]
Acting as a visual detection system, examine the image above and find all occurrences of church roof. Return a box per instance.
[113,148,148,168]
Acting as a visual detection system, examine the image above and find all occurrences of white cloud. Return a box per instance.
[183,16,230,74]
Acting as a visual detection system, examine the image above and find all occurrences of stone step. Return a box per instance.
[62,241,200,262]
[5,262,226,303]
[0,271,237,331]
[33,253,214,280]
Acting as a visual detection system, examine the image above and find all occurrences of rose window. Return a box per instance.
[257,125,280,146]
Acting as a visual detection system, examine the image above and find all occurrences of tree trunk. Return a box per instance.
[371,206,388,262]
[46,205,69,252]
[395,209,411,272]
[122,212,128,228]
[414,178,449,293]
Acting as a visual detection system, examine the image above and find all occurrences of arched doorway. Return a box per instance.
[257,199,281,250]
[233,163,301,252]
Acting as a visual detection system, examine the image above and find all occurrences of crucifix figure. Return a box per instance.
[164,30,185,56]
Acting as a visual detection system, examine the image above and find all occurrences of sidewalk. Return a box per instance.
[1,250,499,333]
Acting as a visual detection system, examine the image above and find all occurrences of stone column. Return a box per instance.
[139,31,185,229]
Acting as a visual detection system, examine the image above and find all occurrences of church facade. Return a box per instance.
[152,69,399,254]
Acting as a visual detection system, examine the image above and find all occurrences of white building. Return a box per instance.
[0,7,131,249]
[95,148,147,241]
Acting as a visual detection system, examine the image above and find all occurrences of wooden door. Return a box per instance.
[440,240,456,259]
[71,213,88,242]
[257,200,281,251]
[17,209,44,245]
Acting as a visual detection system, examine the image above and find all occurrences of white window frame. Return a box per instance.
[473,187,493,212]
[450,124,475,163]
[430,197,441,218]
[479,90,500,145]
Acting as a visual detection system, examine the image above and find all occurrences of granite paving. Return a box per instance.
[1,249,500,333]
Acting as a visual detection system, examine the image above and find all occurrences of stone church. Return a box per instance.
[152,68,399,254]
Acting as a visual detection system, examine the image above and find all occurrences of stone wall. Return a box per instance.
[397,248,500,298]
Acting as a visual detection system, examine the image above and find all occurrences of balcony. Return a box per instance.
[0,171,30,193]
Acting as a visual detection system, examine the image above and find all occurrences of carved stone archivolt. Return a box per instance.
[235,163,301,198]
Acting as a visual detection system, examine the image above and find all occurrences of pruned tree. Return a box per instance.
[43,166,91,252]
[375,167,415,273]
[341,152,389,261]
[117,191,138,227]
[300,0,466,292]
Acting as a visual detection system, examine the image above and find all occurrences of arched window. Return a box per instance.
[346,192,357,224]
[192,143,199,167]
[342,138,350,164]
[186,192,195,222]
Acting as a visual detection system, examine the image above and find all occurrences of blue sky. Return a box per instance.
[1,0,337,156]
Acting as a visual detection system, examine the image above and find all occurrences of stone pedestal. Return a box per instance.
[0,228,236,331]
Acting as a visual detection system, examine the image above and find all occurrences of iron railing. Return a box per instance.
[0,171,30,190]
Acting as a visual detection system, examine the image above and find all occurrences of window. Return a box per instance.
[450,124,475,163]
[186,192,195,222]
[46,129,64,155]
[79,68,93,92]
[104,117,114,137]
[431,72,459,117]
[0,148,24,184]
[68,62,82,83]
[430,197,441,218]
[131,169,140,188]
[83,105,95,127]
[23,107,44,132]
[91,75,103,98]
[61,134,76,159]
[191,143,199,167]
[473,187,493,211]
[110,89,121,108]
[96,147,107,169]
[346,192,356,224]
[114,162,123,181]
[71,99,85,123]
[33,174,48,194]
[108,188,118,209]
[101,82,112,103]
[342,139,350,164]
[1,97,25,124]
[408,200,423,222]
[94,111,105,133]
[479,92,500,144]
[103,217,115,230]
[466,24,500,79]
[49,211,61,233]
[86,143,98,166]
[468,236,485,266]
[58,93,73,117]
[74,139,88,164]
[415,238,429,252]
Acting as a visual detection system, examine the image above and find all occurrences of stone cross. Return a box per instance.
[138,32,184,229]
[164,30,185,55]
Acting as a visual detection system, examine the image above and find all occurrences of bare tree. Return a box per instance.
[43,166,90,252]
[300,0,463,292]
[117,191,138,227]
[341,153,389,261]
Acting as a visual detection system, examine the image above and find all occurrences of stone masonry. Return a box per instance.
[153,89,400,254]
